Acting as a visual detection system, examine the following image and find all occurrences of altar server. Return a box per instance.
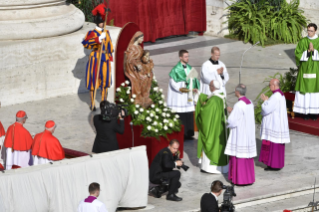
[78,182,108,212]
[196,80,229,174]
[32,120,65,165]
[225,84,256,185]
[0,120,5,169]
[167,50,200,138]
[4,110,33,169]
[200,47,229,96]
[294,23,319,120]
[82,3,114,111]
[259,79,290,170]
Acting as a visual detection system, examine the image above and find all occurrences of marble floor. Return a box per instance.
[0,36,316,211]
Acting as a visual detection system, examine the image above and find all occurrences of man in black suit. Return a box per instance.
[149,139,184,201]
[200,180,223,212]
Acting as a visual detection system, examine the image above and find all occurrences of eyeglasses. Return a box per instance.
[308,30,315,32]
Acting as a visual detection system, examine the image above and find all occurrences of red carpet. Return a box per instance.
[288,115,319,136]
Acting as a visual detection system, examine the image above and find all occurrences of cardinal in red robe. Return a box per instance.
[0,121,6,170]
[32,120,65,165]
[4,110,33,169]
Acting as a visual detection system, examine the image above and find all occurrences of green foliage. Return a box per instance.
[226,0,308,46]
[254,67,299,124]
[115,79,182,140]
[269,0,307,44]
[66,0,114,25]
[226,0,272,46]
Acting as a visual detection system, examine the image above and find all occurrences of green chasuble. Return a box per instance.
[169,61,200,89]
[295,36,319,93]
[195,93,229,166]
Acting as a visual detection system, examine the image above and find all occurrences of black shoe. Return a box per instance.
[304,115,310,120]
[166,194,182,201]
[310,115,317,121]
[149,187,161,198]
[264,166,280,171]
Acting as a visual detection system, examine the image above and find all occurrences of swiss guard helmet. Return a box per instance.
[92,3,111,25]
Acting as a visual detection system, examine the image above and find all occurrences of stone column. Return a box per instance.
[205,0,229,37]
[0,0,121,107]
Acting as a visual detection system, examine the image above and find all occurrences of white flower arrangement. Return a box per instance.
[163,108,167,111]
[139,108,144,112]
[147,126,151,130]
[175,114,180,118]
[134,110,139,115]
[164,126,168,130]
[153,121,158,125]
[120,98,124,102]
[151,104,155,108]
[150,113,154,117]
[146,110,150,113]
[155,115,159,119]
[159,88,163,93]
[132,94,136,98]
[159,101,163,104]
[153,87,159,91]
[116,87,121,92]
[166,113,170,117]
[125,80,130,85]
[126,90,130,94]
[163,102,167,107]
[163,119,168,123]
[130,99,134,102]
[155,108,159,112]
[161,94,165,99]
[169,123,174,127]
[155,129,158,133]
[162,113,166,117]
[136,104,140,108]
[121,83,125,86]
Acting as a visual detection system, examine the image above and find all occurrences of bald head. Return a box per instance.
[269,78,280,91]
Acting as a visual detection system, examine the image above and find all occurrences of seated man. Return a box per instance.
[149,139,184,201]
[78,182,108,212]
[200,180,223,212]
[32,120,65,165]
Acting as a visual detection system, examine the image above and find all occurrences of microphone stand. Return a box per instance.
[239,41,260,84]
[130,122,134,147]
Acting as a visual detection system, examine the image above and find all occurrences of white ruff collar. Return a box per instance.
[95,26,103,31]
[307,34,318,40]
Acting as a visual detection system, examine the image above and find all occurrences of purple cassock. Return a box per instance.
[258,89,286,169]
[225,96,256,185]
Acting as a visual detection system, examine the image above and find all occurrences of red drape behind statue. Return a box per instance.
[108,0,206,42]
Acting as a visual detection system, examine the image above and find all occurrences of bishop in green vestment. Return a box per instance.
[195,80,229,174]
[294,23,319,120]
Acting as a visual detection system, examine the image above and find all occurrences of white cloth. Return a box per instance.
[33,156,53,166]
[0,136,5,166]
[78,197,108,212]
[225,99,257,158]
[167,78,196,113]
[260,92,290,144]
[5,148,32,170]
[200,60,229,96]
[0,146,148,212]
[199,151,229,174]
[294,92,319,114]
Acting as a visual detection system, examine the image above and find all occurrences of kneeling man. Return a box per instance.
[226,84,256,185]
[149,139,183,201]
[196,80,229,174]
[32,120,65,165]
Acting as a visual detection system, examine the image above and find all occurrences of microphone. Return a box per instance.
[239,41,260,84]
[130,122,134,147]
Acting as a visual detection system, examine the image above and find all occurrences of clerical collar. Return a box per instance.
[239,96,251,105]
[84,196,97,203]
[272,89,284,96]
[209,58,219,65]
[95,26,103,32]
[182,64,187,69]
[307,34,318,40]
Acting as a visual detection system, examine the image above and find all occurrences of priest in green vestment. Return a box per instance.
[196,80,229,174]
[167,50,200,138]
[294,23,319,120]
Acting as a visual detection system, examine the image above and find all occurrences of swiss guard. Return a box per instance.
[82,3,114,111]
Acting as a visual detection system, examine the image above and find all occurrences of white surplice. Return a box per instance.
[78,198,108,212]
[5,148,33,170]
[167,66,198,113]
[200,60,229,96]
[261,92,290,144]
[294,34,319,114]
[225,98,257,158]
[198,90,229,174]
[33,156,53,166]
